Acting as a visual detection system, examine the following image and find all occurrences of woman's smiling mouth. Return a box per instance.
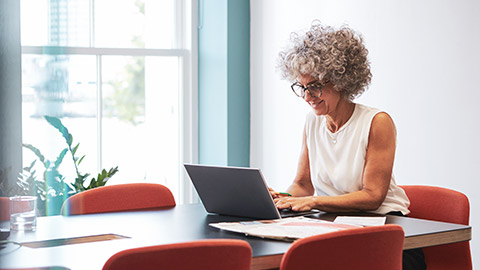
[309,100,324,109]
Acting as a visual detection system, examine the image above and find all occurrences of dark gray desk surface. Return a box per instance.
[0,203,471,270]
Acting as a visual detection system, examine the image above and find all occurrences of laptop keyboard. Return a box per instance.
[279,208,318,218]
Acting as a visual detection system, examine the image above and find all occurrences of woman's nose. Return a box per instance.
[303,90,314,101]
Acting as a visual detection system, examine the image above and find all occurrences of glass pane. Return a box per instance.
[21,0,90,46]
[101,56,180,197]
[94,0,177,49]
[22,54,98,193]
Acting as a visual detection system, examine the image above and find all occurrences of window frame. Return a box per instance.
[20,0,199,204]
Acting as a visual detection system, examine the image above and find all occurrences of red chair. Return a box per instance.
[0,197,10,221]
[102,239,252,270]
[280,224,404,270]
[1,197,35,221]
[62,183,175,215]
[401,185,472,270]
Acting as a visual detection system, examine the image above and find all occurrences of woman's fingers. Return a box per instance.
[275,197,314,211]
[275,197,292,209]
[268,187,279,199]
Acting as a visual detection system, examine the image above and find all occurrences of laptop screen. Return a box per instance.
[184,164,282,219]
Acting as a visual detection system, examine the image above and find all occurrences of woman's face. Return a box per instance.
[298,74,341,116]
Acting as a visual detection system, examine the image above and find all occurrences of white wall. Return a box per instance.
[251,0,479,266]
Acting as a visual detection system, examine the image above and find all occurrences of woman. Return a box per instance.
[272,22,426,269]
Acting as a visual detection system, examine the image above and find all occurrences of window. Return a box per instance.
[20,0,197,203]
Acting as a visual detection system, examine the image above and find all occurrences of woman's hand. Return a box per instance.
[274,196,317,212]
[268,187,292,199]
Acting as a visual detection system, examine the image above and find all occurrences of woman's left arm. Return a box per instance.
[276,112,396,212]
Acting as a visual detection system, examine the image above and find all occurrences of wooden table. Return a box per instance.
[0,204,471,270]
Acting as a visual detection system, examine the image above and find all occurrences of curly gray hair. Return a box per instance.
[278,22,372,100]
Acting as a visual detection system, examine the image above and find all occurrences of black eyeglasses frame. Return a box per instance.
[290,80,330,98]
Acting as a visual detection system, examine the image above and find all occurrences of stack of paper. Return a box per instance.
[210,216,360,241]
[333,216,387,227]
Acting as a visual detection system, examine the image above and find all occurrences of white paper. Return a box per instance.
[333,216,386,227]
[210,217,359,240]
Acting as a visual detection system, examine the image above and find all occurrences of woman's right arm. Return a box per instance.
[286,128,315,197]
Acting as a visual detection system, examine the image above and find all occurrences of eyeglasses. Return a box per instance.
[291,80,330,98]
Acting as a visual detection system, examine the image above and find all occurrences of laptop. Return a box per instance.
[184,164,318,220]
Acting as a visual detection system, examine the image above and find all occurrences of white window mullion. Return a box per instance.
[89,0,94,47]
[174,0,185,49]
[180,54,197,204]
[180,0,198,204]
[22,46,186,57]
[96,54,103,174]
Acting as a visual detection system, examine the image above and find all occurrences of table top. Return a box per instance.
[0,203,471,270]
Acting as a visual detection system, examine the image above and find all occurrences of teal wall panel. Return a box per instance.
[198,0,228,165]
[198,0,250,167]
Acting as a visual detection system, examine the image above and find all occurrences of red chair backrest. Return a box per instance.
[401,185,472,270]
[0,197,10,221]
[280,224,404,270]
[1,197,35,221]
[401,185,469,224]
[102,239,252,270]
[62,183,175,215]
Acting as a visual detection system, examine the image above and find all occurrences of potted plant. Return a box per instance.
[12,116,119,216]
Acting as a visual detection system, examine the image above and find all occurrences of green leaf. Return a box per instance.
[72,143,80,156]
[43,167,67,198]
[16,160,39,196]
[23,143,46,164]
[64,182,72,194]
[23,159,37,171]
[77,155,86,166]
[44,115,73,147]
[72,173,90,193]
[86,166,119,189]
[67,133,73,146]
[53,148,68,169]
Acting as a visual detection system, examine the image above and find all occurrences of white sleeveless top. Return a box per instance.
[305,103,410,215]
